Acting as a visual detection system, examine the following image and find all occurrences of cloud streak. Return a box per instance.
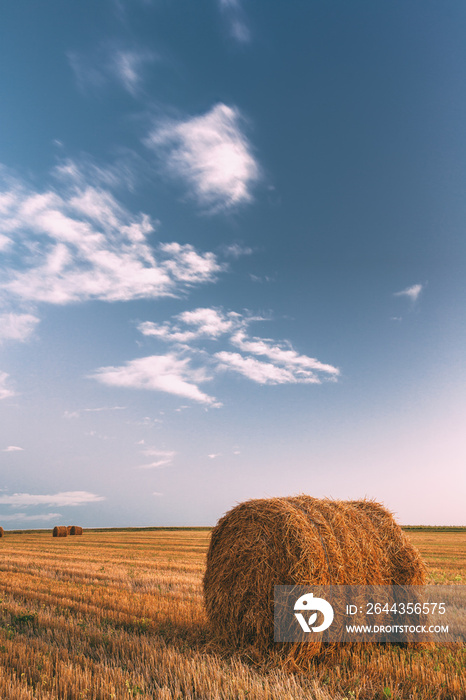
[146,103,260,210]
[0,512,62,522]
[68,45,156,96]
[215,351,319,385]
[0,491,105,507]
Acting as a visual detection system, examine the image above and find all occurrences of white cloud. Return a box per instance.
[158,242,223,284]
[146,103,260,210]
[0,371,15,400]
[137,306,339,387]
[215,351,308,384]
[0,313,40,343]
[0,491,105,507]
[90,353,219,406]
[208,453,221,459]
[0,164,221,304]
[178,307,237,337]
[138,307,239,343]
[0,512,62,522]
[231,331,340,379]
[218,0,251,43]
[394,284,424,302]
[152,492,163,497]
[2,446,24,452]
[137,449,175,469]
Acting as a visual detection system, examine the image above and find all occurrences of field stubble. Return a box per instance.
[0,529,464,700]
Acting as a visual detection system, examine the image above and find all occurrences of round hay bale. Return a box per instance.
[203,496,426,662]
[0,526,4,538]
[66,525,72,534]
[70,526,83,535]
[53,526,68,537]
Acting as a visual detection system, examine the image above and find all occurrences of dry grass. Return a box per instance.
[203,497,426,664]
[0,528,464,699]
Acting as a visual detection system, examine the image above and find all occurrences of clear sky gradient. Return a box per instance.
[1,1,465,527]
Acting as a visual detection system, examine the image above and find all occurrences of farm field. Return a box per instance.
[0,528,464,700]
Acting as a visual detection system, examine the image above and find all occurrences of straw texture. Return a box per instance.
[203,496,426,663]
[52,526,68,537]
[70,526,83,535]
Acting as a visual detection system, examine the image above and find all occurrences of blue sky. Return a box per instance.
[1,0,465,527]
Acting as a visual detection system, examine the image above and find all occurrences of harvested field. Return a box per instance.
[0,528,464,699]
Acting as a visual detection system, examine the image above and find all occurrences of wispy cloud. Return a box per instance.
[90,354,220,406]
[0,163,221,305]
[111,49,156,95]
[92,309,338,404]
[0,371,15,400]
[64,406,126,419]
[394,283,424,302]
[230,331,340,379]
[222,243,254,259]
[136,306,339,387]
[2,446,24,452]
[145,103,260,210]
[0,512,62,522]
[138,307,240,344]
[215,351,316,385]
[83,406,127,413]
[68,45,156,96]
[218,0,251,44]
[0,313,40,343]
[137,448,175,469]
[0,491,105,507]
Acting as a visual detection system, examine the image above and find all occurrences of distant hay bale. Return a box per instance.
[66,525,72,534]
[70,526,83,535]
[203,496,426,663]
[0,526,4,538]
[53,526,68,537]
